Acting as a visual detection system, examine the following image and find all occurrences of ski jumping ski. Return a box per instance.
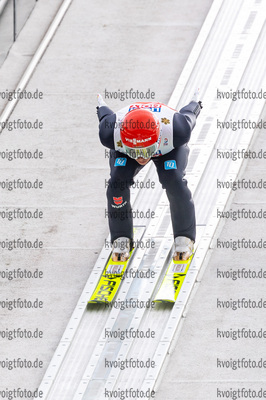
[88,226,145,304]
[154,253,194,303]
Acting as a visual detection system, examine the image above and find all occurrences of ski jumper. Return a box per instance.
[97,101,201,245]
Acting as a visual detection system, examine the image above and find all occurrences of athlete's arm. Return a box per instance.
[173,101,202,147]
[97,104,116,150]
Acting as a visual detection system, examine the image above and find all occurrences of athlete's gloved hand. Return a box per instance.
[96,93,114,121]
[192,87,203,109]
[96,93,109,120]
[97,93,107,108]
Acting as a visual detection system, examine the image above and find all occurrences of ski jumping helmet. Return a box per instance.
[120,108,160,159]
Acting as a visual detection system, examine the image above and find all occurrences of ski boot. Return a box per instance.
[112,237,130,262]
[173,236,194,261]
